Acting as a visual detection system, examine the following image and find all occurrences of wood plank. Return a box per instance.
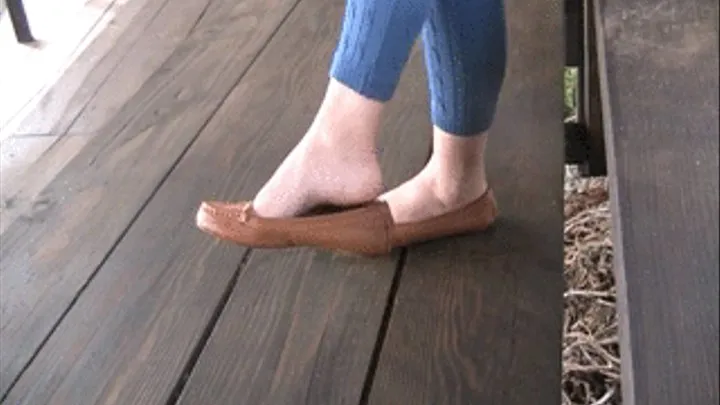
[0,0,207,234]
[367,0,566,403]
[0,135,56,192]
[0,0,161,231]
[3,0,431,403]
[0,0,301,397]
[175,5,431,405]
[4,0,162,137]
[596,1,719,404]
[0,0,121,134]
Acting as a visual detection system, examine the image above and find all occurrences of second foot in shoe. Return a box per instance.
[378,163,489,225]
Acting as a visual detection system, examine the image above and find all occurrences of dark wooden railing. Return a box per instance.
[565,0,719,404]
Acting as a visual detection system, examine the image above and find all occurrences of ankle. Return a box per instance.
[309,79,383,148]
[422,164,488,206]
[308,125,376,156]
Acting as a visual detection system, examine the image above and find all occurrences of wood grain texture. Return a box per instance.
[596,1,719,404]
[176,249,399,405]
[174,2,430,404]
[0,0,160,230]
[0,0,210,234]
[367,0,566,403]
[0,0,121,133]
[9,0,167,136]
[0,135,56,196]
[3,1,432,403]
[0,0,300,397]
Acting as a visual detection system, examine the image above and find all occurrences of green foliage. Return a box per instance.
[564,67,578,119]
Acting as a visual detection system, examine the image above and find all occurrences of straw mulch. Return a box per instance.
[562,165,620,405]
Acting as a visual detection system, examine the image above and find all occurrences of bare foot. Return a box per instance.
[252,79,385,218]
[252,131,384,217]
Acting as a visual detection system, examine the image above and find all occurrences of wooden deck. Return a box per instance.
[0,0,565,404]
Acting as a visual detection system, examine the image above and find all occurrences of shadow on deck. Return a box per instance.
[0,0,565,403]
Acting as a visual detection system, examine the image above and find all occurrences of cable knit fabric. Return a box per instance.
[330,0,507,135]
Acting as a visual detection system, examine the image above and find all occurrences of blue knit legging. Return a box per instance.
[330,0,507,136]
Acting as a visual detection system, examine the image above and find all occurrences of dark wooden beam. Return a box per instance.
[565,121,589,164]
[565,0,582,67]
[564,0,607,176]
[596,0,719,403]
[576,0,607,177]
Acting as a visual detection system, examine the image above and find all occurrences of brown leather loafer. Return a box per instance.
[196,189,498,256]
